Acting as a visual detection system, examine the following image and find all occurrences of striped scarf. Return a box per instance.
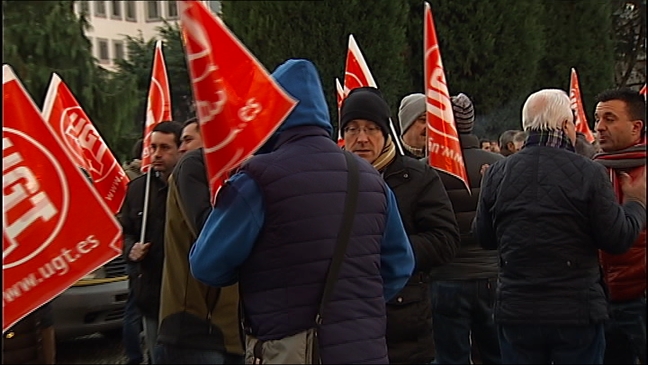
[372,135,397,172]
[523,129,575,152]
[593,142,647,202]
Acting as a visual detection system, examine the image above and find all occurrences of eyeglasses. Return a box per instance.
[343,126,382,136]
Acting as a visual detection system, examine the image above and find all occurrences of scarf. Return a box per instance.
[593,142,647,202]
[593,143,647,170]
[401,138,425,158]
[523,129,575,152]
[372,135,397,172]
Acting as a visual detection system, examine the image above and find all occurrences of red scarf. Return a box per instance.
[593,140,647,201]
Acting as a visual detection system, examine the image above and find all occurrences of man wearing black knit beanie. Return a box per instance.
[340,86,460,364]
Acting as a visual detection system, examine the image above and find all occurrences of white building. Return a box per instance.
[76,1,221,71]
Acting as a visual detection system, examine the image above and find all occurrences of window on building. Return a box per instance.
[94,1,106,17]
[166,1,178,19]
[79,1,90,15]
[113,40,125,61]
[146,1,160,21]
[98,39,110,62]
[111,1,122,19]
[125,1,136,21]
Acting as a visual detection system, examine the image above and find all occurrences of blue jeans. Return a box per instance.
[498,323,605,364]
[122,285,144,363]
[431,279,501,364]
[157,344,244,364]
[604,297,646,364]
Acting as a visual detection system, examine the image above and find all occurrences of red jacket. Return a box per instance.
[599,164,646,302]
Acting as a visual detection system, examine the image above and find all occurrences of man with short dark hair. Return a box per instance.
[480,139,491,151]
[158,118,244,364]
[120,121,183,364]
[593,87,647,365]
[179,118,203,154]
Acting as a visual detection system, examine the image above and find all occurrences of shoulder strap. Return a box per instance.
[316,151,360,324]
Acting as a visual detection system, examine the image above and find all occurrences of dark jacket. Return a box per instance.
[189,60,415,364]
[383,154,460,364]
[2,303,52,364]
[158,148,243,354]
[119,171,168,319]
[475,143,646,325]
[432,134,504,280]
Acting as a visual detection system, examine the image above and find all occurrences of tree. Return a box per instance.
[114,22,194,127]
[533,0,615,125]
[2,0,140,162]
[612,0,646,89]
[406,0,545,125]
[221,0,411,135]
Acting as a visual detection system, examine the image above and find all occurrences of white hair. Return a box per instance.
[522,89,573,131]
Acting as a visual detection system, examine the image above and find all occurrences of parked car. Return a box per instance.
[51,256,128,341]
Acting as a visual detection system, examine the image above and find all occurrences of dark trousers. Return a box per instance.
[123,281,144,363]
[498,323,605,364]
[604,297,646,364]
[431,279,501,364]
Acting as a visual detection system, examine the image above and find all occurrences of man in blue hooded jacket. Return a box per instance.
[189,59,414,364]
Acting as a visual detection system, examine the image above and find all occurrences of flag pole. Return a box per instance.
[139,169,152,244]
[388,118,405,155]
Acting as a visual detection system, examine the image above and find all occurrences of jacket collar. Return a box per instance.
[459,134,480,149]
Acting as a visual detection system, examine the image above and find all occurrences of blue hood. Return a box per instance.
[272,59,332,135]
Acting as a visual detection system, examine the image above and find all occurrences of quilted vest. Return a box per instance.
[240,126,391,364]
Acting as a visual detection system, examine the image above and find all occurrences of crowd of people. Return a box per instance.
[115,58,646,365]
[6,57,643,365]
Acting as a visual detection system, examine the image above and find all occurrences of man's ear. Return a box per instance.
[631,120,644,136]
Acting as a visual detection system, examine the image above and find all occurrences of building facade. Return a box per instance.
[76,1,221,71]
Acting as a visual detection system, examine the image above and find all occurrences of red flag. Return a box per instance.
[41,74,129,214]
[336,78,345,147]
[640,84,646,97]
[424,2,470,192]
[3,65,122,332]
[569,68,595,143]
[343,34,378,93]
[178,1,297,202]
[141,40,172,173]
[342,34,404,154]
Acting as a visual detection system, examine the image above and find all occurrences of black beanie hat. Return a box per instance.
[340,87,390,138]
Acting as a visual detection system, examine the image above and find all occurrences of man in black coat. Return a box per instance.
[120,121,183,364]
[426,93,504,364]
[341,87,460,364]
[474,89,646,364]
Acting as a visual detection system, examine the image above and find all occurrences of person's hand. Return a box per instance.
[128,242,151,262]
[480,164,490,177]
[620,167,646,208]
